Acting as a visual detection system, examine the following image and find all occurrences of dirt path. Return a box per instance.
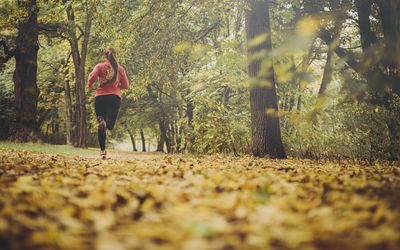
[0,142,165,161]
[83,150,166,161]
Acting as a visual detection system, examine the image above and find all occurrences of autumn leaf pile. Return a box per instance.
[0,149,399,250]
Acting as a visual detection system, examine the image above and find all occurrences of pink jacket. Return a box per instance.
[87,61,129,98]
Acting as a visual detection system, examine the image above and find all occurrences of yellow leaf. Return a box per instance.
[266,108,278,117]
[173,41,192,53]
[296,16,321,37]
[248,33,268,48]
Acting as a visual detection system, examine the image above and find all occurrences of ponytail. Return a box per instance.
[103,48,118,86]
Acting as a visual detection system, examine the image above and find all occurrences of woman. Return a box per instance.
[87,48,129,159]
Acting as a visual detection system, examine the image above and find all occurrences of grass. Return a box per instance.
[0,141,98,156]
[0,141,165,160]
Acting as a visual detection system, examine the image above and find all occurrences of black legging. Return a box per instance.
[95,94,121,151]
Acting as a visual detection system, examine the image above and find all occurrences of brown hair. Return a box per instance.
[103,48,118,86]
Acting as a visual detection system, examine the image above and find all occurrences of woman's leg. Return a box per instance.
[94,96,107,151]
[105,95,121,131]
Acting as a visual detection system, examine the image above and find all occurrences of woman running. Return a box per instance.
[87,48,129,159]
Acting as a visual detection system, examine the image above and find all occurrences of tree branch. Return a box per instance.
[38,23,69,39]
[0,39,15,65]
[195,21,221,43]
[319,29,361,73]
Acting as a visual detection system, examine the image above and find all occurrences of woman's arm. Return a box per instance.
[87,65,101,89]
[119,68,129,90]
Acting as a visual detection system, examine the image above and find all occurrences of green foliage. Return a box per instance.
[283,97,400,162]
[183,35,249,154]
[0,59,14,139]
[192,98,250,154]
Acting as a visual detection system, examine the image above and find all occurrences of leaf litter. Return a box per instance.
[0,149,399,250]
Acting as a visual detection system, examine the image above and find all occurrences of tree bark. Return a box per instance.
[157,120,166,152]
[66,3,92,148]
[169,123,176,153]
[186,100,194,150]
[297,95,302,111]
[289,96,295,111]
[293,37,315,113]
[0,40,15,69]
[9,0,40,141]
[147,84,170,153]
[318,13,344,97]
[165,125,172,153]
[375,0,400,160]
[122,122,137,151]
[354,0,384,94]
[283,97,289,111]
[375,0,400,95]
[64,76,74,145]
[317,19,342,97]
[62,58,75,145]
[140,129,146,152]
[318,50,334,96]
[128,129,137,152]
[246,0,286,159]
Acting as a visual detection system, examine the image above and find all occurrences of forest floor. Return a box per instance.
[0,143,399,250]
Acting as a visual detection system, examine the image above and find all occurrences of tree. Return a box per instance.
[318,19,342,97]
[313,0,400,98]
[122,122,137,151]
[140,129,146,152]
[246,0,286,158]
[310,0,400,159]
[65,1,93,148]
[9,0,40,141]
[61,57,74,145]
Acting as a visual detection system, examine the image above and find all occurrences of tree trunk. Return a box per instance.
[9,0,40,141]
[355,0,377,49]
[376,0,400,95]
[246,0,286,159]
[157,120,166,152]
[354,0,384,95]
[376,0,400,160]
[140,129,146,152]
[122,122,137,151]
[223,86,231,105]
[147,84,170,152]
[283,97,289,111]
[66,3,92,148]
[315,30,336,113]
[318,50,334,96]
[129,130,137,152]
[319,10,345,97]
[156,137,164,152]
[297,95,302,111]
[169,123,176,153]
[289,96,295,111]
[186,100,194,149]
[178,126,183,152]
[63,60,75,145]
[165,125,172,153]
[280,96,285,110]
[176,102,184,152]
[77,8,91,147]
[64,78,74,145]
